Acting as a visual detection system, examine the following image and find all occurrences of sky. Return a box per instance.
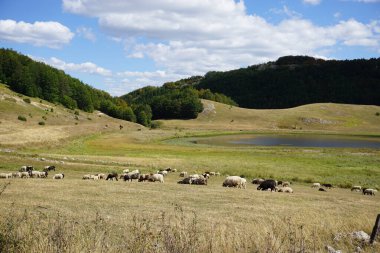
[0,0,380,96]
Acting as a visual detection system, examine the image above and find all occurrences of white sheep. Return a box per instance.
[223,176,246,189]
[130,169,139,174]
[282,181,290,187]
[158,170,168,176]
[97,173,106,180]
[0,173,12,179]
[122,169,129,173]
[12,172,21,178]
[20,172,29,178]
[351,186,361,192]
[311,183,321,188]
[53,173,64,179]
[90,175,99,180]
[278,187,294,193]
[82,174,91,180]
[363,189,376,196]
[149,174,164,183]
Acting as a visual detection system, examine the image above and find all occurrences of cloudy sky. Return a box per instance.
[1,0,379,96]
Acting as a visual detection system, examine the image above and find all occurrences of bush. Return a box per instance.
[74,110,79,115]
[38,121,45,125]
[17,115,27,121]
[50,108,54,112]
[42,115,47,121]
[150,121,163,129]
[376,112,380,116]
[23,98,31,103]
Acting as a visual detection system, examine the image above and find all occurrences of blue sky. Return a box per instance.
[1,0,379,96]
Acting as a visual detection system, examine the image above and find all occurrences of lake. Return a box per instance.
[192,134,380,148]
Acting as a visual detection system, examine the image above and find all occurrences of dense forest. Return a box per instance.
[196,56,380,109]
[0,48,236,126]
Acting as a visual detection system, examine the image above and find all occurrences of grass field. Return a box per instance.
[1,85,380,252]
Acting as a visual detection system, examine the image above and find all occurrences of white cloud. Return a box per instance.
[62,0,380,94]
[76,26,96,42]
[0,19,74,48]
[303,0,322,5]
[32,56,112,76]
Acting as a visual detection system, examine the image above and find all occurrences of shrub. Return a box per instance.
[87,117,92,120]
[75,116,79,120]
[150,121,163,129]
[23,98,31,103]
[17,115,27,121]
[50,108,54,112]
[74,110,80,115]
[42,116,47,121]
[38,121,45,126]
[376,112,380,116]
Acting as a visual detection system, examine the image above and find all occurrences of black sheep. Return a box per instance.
[106,173,118,181]
[257,179,277,191]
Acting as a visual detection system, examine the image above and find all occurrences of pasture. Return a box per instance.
[1,86,380,252]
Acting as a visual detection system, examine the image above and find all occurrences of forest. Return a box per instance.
[196,56,380,109]
[0,49,234,126]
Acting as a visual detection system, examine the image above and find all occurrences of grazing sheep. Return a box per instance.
[351,186,362,192]
[278,187,293,193]
[82,174,91,180]
[12,172,21,178]
[282,181,290,187]
[97,173,106,180]
[190,177,208,185]
[322,183,333,189]
[178,177,191,184]
[215,172,221,176]
[202,173,210,179]
[257,179,277,192]
[209,172,216,176]
[148,174,164,183]
[53,173,64,179]
[179,172,188,177]
[43,166,56,172]
[119,173,127,179]
[158,170,168,176]
[130,169,139,174]
[138,174,150,182]
[30,171,41,178]
[363,189,376,196]
[106,173,118,181]
[0,173,12,179]
[312,183,321,188]
[223,176,246,189]
[20,172,29,178]
[277,181,283,185]
[90,175,99,180]
[122,169,130,173]
[172,169,177,172]
[318,188,327,192]
[19,165,33,172]
[252,178,265,184]
[123,172,140,182]
[189,174,200,179]
[165,168,172,172]
[19,166,27,172]
[38,171,48,178]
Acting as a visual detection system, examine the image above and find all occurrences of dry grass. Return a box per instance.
[0,168,379,252]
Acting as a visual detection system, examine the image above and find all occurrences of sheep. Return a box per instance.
[189,174,200,179]
[209,172,216,176]
[30,171,41,178]
[158,170,168,176]
[252,178,265,184]
[190,177,207,185]
[82,174,91,180]
[282,181,291,187]
[363,189,376,196]
[90,175,99,180]
[12,172,21,178]
[97,173,106,180]
[257,180,277,192]
[138,174,150,182]
[148,174,164,183]
[43,166,56,172]
[123,172,140,182]
[312,183,321,188]
[172,169,177,172]
[318,188,327,192]
[38,171,48,178]
[20,172,30,178]
[222,176,246,189]
[122,169,130,173]
[215,172,221,176]
[53,173,64,179]
[106,173,118,181]
[130,169,139,174]
[322,183,333,189]
[351,186,362,192]
[278,187,293,193]
[0,173,12,179]
[179,172,188,177]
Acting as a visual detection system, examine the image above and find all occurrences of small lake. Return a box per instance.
[192,134,380,148]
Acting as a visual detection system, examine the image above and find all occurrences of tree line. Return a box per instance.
[196,56,380,109]
[0,48,237,126]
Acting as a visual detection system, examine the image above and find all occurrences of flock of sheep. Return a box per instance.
[0,165,377,196]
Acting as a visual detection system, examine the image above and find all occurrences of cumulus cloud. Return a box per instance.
[33,56,112,76]
[62,0,380,93]
[76,26,96,42]
[303,0,322,5]
[0,19,74,48]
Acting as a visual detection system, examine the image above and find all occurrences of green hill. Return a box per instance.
[195,56,380,109]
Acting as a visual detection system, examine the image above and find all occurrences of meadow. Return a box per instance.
[1,86,380,252]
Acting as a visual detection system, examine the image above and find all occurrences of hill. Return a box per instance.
[161,100,380,134]
[0,84,141,146]
[195,56,380,109]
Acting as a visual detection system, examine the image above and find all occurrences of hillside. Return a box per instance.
[196,56,380,109]
[161,99,380,134]
[0,84,141,146]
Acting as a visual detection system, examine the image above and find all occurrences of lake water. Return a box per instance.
[193,134,380,148]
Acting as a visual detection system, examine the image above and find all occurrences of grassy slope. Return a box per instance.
[162,100,380,133]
